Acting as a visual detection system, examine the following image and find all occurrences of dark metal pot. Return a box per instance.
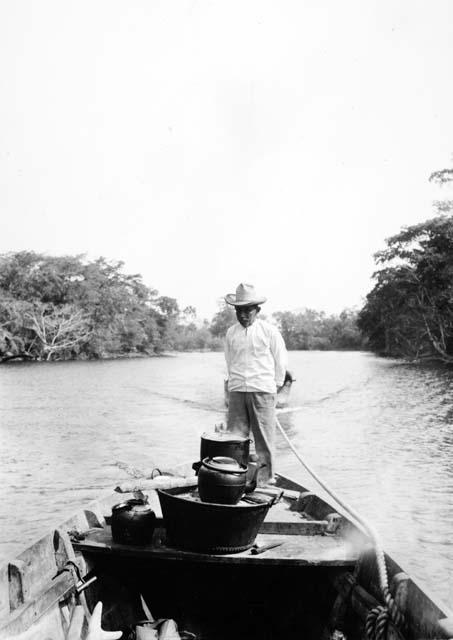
[198,456,247,505]
[157,487,274,553]
[200,432,250,466]
[111,498,156,545]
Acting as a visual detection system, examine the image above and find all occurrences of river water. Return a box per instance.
[1,351,453,607]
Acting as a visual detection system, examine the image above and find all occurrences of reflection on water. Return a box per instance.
[1,351,453,605]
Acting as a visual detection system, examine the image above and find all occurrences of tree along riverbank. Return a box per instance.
[358,213,453,364]
[359,158,453,364]
[0,252,365,362]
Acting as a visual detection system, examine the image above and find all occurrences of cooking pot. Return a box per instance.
[111,498,156,545]
[158,487,275,553]
[200,432,250,466]
[198,456,247,504]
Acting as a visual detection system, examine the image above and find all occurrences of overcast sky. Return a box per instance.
[1,1,452,319]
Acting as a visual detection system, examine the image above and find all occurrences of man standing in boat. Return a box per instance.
[224,283,288,486]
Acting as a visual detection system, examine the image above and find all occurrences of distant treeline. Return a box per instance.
[210,305,364,351]
[0,251,364,362]
[3,160,452,363]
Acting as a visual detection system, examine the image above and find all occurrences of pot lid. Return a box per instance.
[201,431,250,443]
[202,456,247,474]
[112,498,151,513]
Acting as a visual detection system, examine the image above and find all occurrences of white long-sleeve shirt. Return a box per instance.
[224,318,288,393]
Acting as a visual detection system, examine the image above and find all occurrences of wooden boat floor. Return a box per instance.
[74,525,358,566]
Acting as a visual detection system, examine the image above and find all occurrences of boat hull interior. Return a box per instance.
[1,468,452,640]
[88,556,339,640]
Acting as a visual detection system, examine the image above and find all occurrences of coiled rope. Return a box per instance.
[275,416,405,639]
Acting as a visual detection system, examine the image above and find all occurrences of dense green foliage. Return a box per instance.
[358,214,453,362]
[273,308,364,350]
[0,251,364,361]
[358,159,453,362]
[0,252,222,360]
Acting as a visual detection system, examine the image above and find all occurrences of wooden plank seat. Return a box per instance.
[73,523,358,567]
[106,489,333,535]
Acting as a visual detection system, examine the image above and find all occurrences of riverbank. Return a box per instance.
[0,351,178,364]
[0,345,366,364]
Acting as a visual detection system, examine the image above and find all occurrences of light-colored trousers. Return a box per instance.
[227,391,277,484]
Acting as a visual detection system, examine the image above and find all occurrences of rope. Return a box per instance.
[364,588,405,640]
[275,416,405,635]
[365,606,389,640]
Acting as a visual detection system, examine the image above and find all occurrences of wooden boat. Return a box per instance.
[224,370,295,409]
[1,460,453,640]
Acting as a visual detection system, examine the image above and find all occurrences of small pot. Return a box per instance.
[111,498,156,545]
[200,432,251,467]
[198,456,247,505]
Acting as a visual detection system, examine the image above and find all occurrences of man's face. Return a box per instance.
[236,304,259,328]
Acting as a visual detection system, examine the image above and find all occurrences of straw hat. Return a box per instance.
[225,283,267,307]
